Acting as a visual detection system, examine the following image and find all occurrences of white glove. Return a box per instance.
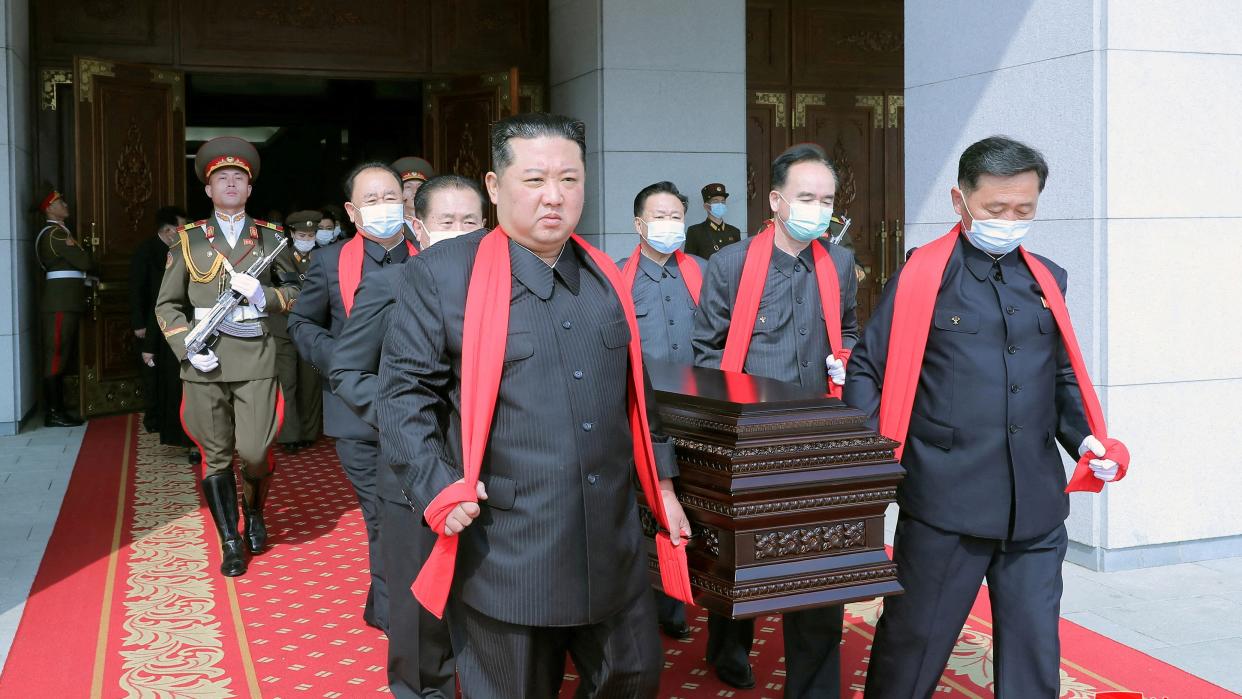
[230,273,266,310]
[188,349,219,373]
[825,355,846,385]
[1078,435,1119,482]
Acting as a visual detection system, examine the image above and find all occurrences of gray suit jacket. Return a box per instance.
[377,230,676,627]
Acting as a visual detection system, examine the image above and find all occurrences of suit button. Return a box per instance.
[796,296,803,304]
[798,327,807,335]
[1009,424,1022,434]
[1006,306,1017,315]
[587,474,599,485]
[1007,345,1019,354]
[562,320,572,329]
[671,343,679,350]
[801,360,809,367]
[794,263,804,272]
[1010,384,1021,394]
[664,295,671,301]
[582,422,594,432]
[662,271,668,278]
[573,370,583,380]
[668,319,675,325]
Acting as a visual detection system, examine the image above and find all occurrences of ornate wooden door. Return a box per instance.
[793,91,886,323]
[74,57,185,416]
[883,92,905,294]
[424,68,521,181]
[746,91,790,235]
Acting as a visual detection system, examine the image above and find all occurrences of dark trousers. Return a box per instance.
[382,497,455,698]
[654,590,686,627]
[706,606,843,699]
[865,515,1068,698]
[335,438,387,630]
[449,591,661,699]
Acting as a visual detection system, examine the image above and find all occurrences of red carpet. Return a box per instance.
[1,414,1236,698]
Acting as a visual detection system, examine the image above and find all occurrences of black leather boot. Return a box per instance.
[44,377,82,427]
[201,473,247,576]
[242,475,270,555]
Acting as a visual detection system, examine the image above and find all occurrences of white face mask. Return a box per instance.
[960,191,1033,255]
[315,229,334,246]
[426,229,468,247]
[643,220,686,254]
[777,193,832,242]
[293,238,316,253]
[356,202,406,239]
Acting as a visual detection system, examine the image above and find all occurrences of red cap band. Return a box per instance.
[39,191,61,212]
[205,155,253,179]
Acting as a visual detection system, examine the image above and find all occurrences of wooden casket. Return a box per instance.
[642,360,905,619]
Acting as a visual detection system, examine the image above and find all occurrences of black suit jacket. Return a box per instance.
[376,230,676,627]
[288,238,411,441]
[843,236,1090,541]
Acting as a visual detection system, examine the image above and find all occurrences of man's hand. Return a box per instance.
[188,349,219,373]
[442,480,489,536]
[659,479,691,546]
[825,355,846,386]
[134,328,147,339]
[230,273,266,309]
[1079,435,1119,482]
[141,352,155,367]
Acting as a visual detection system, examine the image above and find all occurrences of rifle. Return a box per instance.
[184,237,288,356]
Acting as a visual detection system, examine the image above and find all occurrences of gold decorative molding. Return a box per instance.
[887,94,904,129]
[150,69,184,112]
[481,70,512,111]
[793,92,825,129]
[116,119,154,238]
[78,59,116,103]
[519,83,544,112]
[842,29,903,54]
[855,95,884,129]
[753,91,787,129]
[40,68,73,111]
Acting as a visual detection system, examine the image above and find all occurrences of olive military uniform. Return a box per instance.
[273,211,323,449]
[685,183,742,259]
[36,203,96,426]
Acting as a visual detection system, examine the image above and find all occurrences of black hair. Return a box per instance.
[632,181,688,217]
[342,161,402,200]
[412,175,486,220]
[490,113,586,174]
[771,143,837,191]
[958,136,1049,192]
[155,205,187,230]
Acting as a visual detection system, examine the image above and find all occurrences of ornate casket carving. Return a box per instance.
[643,361,905,619]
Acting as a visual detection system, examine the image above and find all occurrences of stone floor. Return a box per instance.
[1,419,1240,694]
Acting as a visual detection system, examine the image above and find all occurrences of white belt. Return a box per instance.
[46,271,86,280]
[195,306,267,322]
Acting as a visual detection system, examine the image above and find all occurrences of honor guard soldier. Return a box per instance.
[684,182,742,259]
[35,189,95,427]
[155,136,301,577]
[391,156,436,242]
[271,211,324,452]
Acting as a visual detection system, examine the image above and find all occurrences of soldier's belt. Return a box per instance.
[194,306,267,322]
[46,270,86,280]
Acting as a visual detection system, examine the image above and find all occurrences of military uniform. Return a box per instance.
[35,190,94,427]
[156,137,300,577]
[685,182,742,259]
[273,211,323,450]
[392,156,435,242]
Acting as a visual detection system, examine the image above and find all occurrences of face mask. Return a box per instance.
[642,220,686,255]
[777,193,832,243]
[709,202,727,220]
[426,229,468,247]
[355,202,406,239]
[960,192,1032,255]
[315,229,334,246]
[293,238,316,253]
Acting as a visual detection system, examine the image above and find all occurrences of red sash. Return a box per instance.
[720,221,848,398]
[878,225,1129,493]
[338,234,417,316]
[413,227,694,618]
[619,247,703,305]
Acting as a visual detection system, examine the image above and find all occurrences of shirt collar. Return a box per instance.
[215,211,246,224]
[961,236,1017,282]
[770,244,814,278]
[363,237,409,264]
[510,240,557,300]
[709,220,724,232]
[637,252,679,282]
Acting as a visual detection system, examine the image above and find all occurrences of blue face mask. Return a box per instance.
[709,202,727,220]
[778,193,832,243]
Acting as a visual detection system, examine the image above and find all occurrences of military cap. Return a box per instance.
[286,210,322,233]
[391,156,435,183]
[38,188,63,212]
[194,136,261,184]
[701,182,729,201]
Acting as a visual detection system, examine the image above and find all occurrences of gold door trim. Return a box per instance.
[40,68,73,111]
[77,59,116,103]
[887,95,904,129]
[855,95,884,129]
[753,91,788,129]
[794,92,826,129]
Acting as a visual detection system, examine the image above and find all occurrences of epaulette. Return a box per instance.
[254,219,284,232]
[178,219,207,232]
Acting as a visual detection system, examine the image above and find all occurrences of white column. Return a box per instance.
[0,0,36,435]
[904,0,1242,568]
[549,0,748,257]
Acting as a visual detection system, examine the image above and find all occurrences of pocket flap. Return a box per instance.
[503,332,534,362]
[908,412,955,450]
[485,475,517,510]
[601,318,631,349]
[934,309,979,334]
[1037,311,1056,335]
